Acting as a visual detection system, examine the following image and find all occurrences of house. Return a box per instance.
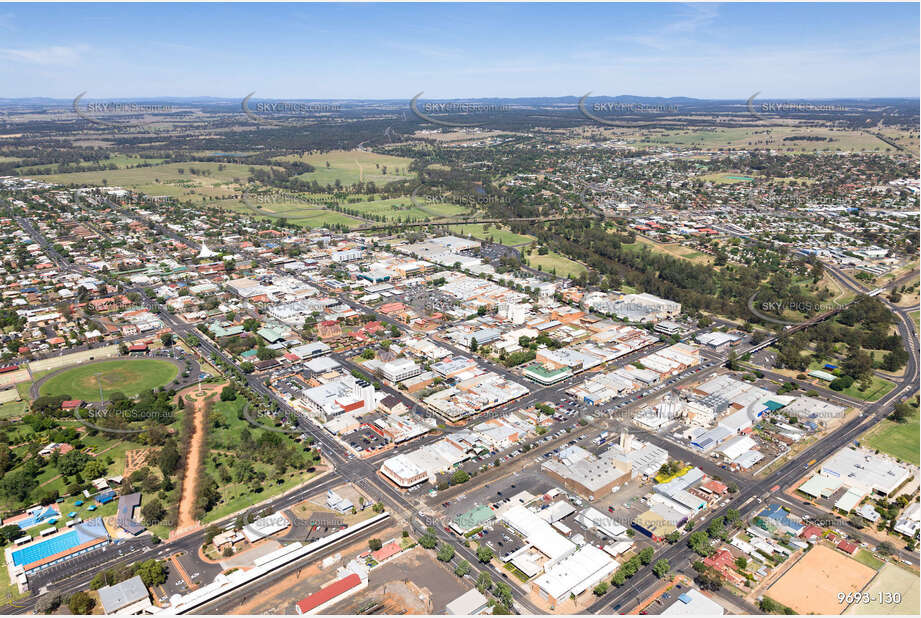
[837,540,858,555]
[798,525,823,543]
[702,548,744,585]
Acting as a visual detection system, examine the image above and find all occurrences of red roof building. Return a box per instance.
[799,525,823,542]
[128,343,148,352]
[703,548,744,585]
[371,541,402,563]
[837,540,858,555]
[295,573,362,615]
[61,400,83,410]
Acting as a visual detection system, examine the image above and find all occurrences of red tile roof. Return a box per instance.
[296,573,362,614]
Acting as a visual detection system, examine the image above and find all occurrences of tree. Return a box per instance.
[454,559,471,577]
[419,528,438,549]
[141,499,165,525]
[477,545,494,563]
[452,469,470,485]
[688,531,713,556]
[160,333,174,347]
[469,337,478,352]
[735,556,747,570]
[653,559,670,578]
[476,571,493,593]
[135,559,168,587]
[35,594,62,614]
[611,569,626,586]
[638,546,655,565]
[220,384,237,401]
[665,530,681,544]
[437,542,455,562]
[368,538,383,551]
[593,581,609,596]
[68,591,96,615]
[0,524,24,544]
[877,541,895,556]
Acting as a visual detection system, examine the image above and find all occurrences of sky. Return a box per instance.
[0,2,917,100]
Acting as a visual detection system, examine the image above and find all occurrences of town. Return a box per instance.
[0,2,918,616]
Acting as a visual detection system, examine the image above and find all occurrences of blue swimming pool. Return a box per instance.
[16,506,58,530]
[11,530,79,566]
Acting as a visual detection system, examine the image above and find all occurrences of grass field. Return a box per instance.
[16,154,167,175]
[449,223,536,246]
[841,375,896,402]
[625,235,714,265]
[526,250,587,279]
[862,407,920,465]
[278,150,413,187]
[38,358,179,400]
[911,311,920,333]
[33,161,280,204]
[631,125,906,152]
[846,562,921,615]
[854,549,885,570]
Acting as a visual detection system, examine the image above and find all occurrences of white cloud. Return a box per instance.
[0,44,89,66]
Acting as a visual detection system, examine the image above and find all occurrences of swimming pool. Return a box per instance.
[11,530,79,566]
[16,506,59,530]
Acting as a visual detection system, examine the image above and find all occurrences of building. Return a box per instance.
[661,588,725,615]
[379,358,421,383]
[295,573,366,615]
[542,451,632,498]
[300,375,375,421]
[98,575,152,615]
[446,589,490,615]
[6,518,110,579]
[531,544,618,606]
[450,504,496,535]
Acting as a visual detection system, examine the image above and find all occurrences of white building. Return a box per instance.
[380,358,422,383]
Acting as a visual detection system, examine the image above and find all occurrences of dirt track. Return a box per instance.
[174,383,224,535]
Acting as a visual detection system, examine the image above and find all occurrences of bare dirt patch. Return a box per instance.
[173,382,224,536]
[767,544,876,615]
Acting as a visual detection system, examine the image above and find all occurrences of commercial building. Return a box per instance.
[446,589,490,615]
[661,588,725,615]
[98,575,152,615]
[300,375,375,421]
[379,358,421,383]
[531,544,618,606]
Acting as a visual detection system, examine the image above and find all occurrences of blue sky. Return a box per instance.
[0,2,917,99]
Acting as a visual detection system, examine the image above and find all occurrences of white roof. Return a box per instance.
[533,544,617,600]
[661,588,725,615]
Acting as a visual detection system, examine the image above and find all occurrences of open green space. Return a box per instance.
[526,250,587,279]
[16,154,167,175]
[39,358,179,400]
[32,161,281,204]
[862,406,919,465]
[0,400,26,420]
[840,375,895,402]
[278,150,413,187]
[200,397,323,524]
[854,549,885,570]
[449,223,536,246]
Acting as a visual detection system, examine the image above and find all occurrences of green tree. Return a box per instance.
[477,545,494,563]
[437,542,455,562]
[454,559,471,577]
[68,591,95,615]
[653,559,670,578]
[369,538,383,551]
